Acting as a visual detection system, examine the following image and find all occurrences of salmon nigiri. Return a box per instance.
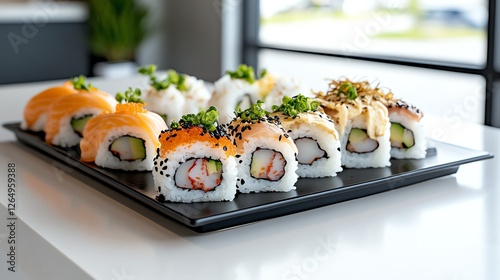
[44,76,116,147]
[21,81,78,131]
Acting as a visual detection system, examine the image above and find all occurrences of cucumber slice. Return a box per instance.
[71,115,94,136]
[348,128,368,143]
[346,128,379,153]
[390,123,415,149]
[207,159,222,174]
[109,136,146,161]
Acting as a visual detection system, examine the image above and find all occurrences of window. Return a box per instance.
[243,0,498,127]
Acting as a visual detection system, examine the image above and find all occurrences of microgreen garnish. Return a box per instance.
[338,82,358,100]
[235,100,269,121]
[272,94,318,116]
[170,106,219,132]
[116,87,143,103]
[71,75,92,91]
[226,64,256,84]
[138,64,188,92]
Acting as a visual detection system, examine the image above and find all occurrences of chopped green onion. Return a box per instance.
[71,75,92,91]
[226,64,255,84]
[171,106,219,132]
[116,87,143,103]
[236,100,269,121]
[138,64,189,92]
[272,94,319,116]
[338,82,358,100]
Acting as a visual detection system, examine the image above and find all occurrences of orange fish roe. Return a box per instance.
[159,126,236,158]
[115,102,147,115]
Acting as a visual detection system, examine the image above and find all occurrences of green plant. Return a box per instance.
[88,0,148,61]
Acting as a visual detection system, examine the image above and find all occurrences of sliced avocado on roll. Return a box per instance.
[71,114,94,137]
[390,123,415,149]
[346,128,379,153]
[109,136,146,161]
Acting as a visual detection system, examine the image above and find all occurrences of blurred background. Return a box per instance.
[0,0,498,127]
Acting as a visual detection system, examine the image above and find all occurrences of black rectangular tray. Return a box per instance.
[3,122,494,232]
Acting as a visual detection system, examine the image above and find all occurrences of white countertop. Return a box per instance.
[0,77,499,280]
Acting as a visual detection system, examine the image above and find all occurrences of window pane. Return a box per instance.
[259,49,486,126]
[260,0,488,66]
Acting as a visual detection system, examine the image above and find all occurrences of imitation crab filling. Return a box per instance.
[390,123,415,149]
[294,137,327,165]
[250,148,286,181]
[346,128,379,154]
[174,158,223,192]
[109,135,146,161]
[71,114,94,137]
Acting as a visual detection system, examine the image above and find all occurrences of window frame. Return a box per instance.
[242,0,499,127]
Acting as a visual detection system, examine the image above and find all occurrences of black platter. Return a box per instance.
[3,122,493,232]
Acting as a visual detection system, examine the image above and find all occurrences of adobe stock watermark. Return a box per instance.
[431,84,485,142]
[341,1,404,55]
[282,234,337,280]
[6,0,60,54]
[110,267,135,280]
[212,0,240,20]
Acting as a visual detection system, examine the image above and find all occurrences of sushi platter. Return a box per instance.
[3,122,493,232]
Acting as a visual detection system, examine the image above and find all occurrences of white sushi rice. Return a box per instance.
[153,141,238,203]
[209,75,260,124]
[183,76,211,115]
[389,111,427,159]
[92,126,160,171]
[339,115,391,168]
[237,136,298,193]
[263,77,312,110]
[51,107,104,147]
[143,86,185,125]
[21,113,47,131]
[285,120,342,178]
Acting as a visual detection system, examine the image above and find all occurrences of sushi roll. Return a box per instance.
[209,64,262,124]
[153,106,238,203]
[263,76,312,110]
[21,80,78,131]
[272,94,342,178]
[384,99,426,159]
[138,65,211,124]
[227,100,298,193]
[80,88,167,171]
[316,79,391,168]
[44,76,116,147]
